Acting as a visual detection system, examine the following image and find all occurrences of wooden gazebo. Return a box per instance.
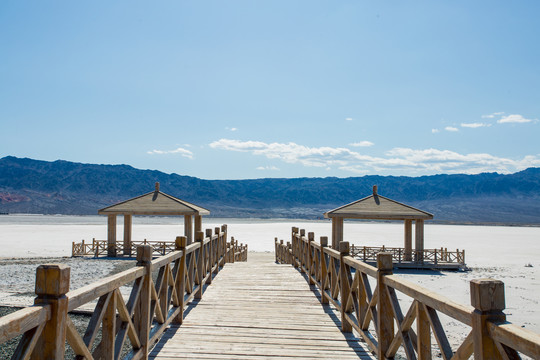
[98,182,210,257]
[324,185,433,261]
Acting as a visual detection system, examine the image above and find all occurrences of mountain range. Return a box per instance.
[1,156,540,224]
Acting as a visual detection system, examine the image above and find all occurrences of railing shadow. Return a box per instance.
[295,268,375,359]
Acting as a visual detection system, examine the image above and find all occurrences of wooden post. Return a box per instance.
[415,219,424,262]
[31,264,70,360]
[404,219,413,261]
[291,227,299,268]
[377,253,394,360]
[195,231,204,299]
[214,227,220,274]
[274,238,279,263]
[299,229,306,273]
[107,214,117,257]
[417,299,431,359]
[320,236,329,305]
[286,241,292,265]
[123,214,132,256]
[231,237,236,264]
[471,279,506,360]
[173,237,187,325]
[206,229,213,285]
[135,245,152,360]
[184,215,193,245]
[339,242,352,333]
[331,217,344,249]
[194,215,202,238]
[220,225,226,265]
[308,232,314,285]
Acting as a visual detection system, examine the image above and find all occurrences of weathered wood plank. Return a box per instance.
[150,258,374,359]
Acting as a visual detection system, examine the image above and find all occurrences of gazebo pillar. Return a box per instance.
[107,214,117,257]
[123,214,132,256]
[195,215,202,236]
[184,215,193,244]
[404,219,413,261]
[415,219,424,262]
[331,217,344,249]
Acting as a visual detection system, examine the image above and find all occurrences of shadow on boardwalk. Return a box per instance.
[149,253,374,359]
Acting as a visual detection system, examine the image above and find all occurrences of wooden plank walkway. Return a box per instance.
[149,254,374,359]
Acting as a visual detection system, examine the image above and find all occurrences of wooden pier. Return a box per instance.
[150,254,372,359]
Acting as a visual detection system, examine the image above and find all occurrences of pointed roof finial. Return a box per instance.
[155,182,160,192]
[373,185,378,196]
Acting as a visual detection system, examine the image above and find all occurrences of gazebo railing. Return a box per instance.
[350,244,466,265]
[72,225,248,259]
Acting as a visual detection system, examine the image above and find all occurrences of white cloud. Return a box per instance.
[482,112,504,119]
[209,138,540,175]
[445,126,459,132]
[256,166,280,171]
[350,141,374,147]
[147,147,193,159]
[461,122,490,128]
[345,117,353,121]
[431,129,440,133]
[497,114,535,124]
[226,127,238,131]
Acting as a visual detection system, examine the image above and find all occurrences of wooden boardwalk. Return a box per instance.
[149,254,374,359]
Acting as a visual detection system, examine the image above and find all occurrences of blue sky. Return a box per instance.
[1,1,539,179]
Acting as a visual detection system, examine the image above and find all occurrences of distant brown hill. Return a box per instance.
[1,156,540,224]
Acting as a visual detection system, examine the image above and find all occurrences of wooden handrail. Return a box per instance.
[275,226,540,360]
[1,224,247,359]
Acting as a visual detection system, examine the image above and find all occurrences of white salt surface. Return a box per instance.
[0,215,539,336]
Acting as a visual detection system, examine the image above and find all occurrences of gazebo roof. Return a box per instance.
[324,186,433,220]
[98,183,210,216]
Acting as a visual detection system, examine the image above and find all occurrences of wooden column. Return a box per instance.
[206,229,213,285]
[123,214,132,256]
[184,215,193,245]
[173,236,187,325]
[107,214,117,257]
[320,236,329,305]
[339,242,352,333]
[308,232,314,285]
[415,219,424,262]
[331,217,343,249]
[195,231,204,299]
[471,279,507,360]
[135,245,152,360]
[194,215,202,235]
[32,264,70,360]
[377,253,394,359]
[404,219,412,261]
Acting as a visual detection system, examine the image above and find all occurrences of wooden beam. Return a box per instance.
[404,220,412,262]
[32,264,70,360]
[184,215,193,245]
[108,214,117,257]
[471,279,506,360]
[332,217,343,249]
[124,214,132,257]
[415,219,424,262]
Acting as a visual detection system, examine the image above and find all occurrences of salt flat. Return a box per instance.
[0,215,538,336]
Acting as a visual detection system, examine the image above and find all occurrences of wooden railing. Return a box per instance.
[275,227,540,360]
[72,232,249,259]
[350,244,466,265]
[73,239,185,257]
[1,226,248,359]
